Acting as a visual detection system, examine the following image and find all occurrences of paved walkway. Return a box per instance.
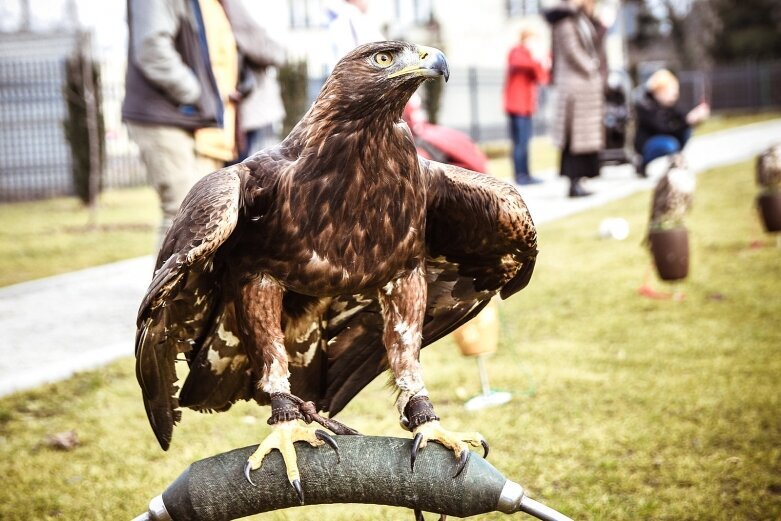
[1,119,780,397]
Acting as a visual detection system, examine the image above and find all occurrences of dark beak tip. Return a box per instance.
[435,52,449,82]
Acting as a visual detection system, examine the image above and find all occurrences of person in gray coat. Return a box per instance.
[545,0,605,197]
[122,0,227,243]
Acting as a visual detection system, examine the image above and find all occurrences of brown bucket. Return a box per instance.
[649,227,689,281]
[757,192,781,232]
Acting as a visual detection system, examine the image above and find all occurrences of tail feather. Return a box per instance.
[135,318,180,451]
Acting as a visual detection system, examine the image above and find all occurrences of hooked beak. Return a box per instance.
[388,45,449,82]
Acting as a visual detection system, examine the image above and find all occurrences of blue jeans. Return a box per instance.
[509,114,533,181]
[642,129,692,166]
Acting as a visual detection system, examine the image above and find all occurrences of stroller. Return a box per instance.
[599,70,633,166]
[402,94,489,174]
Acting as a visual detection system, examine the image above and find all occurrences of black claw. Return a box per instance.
[453,450,469,478]
[292,478,305,505]
[411,433,423,472]
[243,461,256,487]
[414,507,425,521]
[315,429,340,463]
[481,439,489,459]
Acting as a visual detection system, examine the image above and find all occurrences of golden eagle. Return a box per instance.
[135,41,537,503]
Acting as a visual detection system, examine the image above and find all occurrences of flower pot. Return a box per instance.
[649,227,689,281]
[757,192,781,232]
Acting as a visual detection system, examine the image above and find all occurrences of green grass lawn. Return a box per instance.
[0,187,158,287]
[1,158,778,520]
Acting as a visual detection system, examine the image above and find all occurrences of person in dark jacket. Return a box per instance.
[122,0,229,244]
[503,27,549,186]
[634,69,709,176]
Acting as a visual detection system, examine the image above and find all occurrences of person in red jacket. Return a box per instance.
[503,27,550,185]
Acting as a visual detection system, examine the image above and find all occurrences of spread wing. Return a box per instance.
[421,158,538,327]
[319,159,538,415]
[135,164,245,450]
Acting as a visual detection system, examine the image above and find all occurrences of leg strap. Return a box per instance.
[268,392,361,435]
[268,393,304,424]
[402,395,440,431]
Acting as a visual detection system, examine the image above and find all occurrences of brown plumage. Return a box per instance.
[135,42,538,461]
[757,144,781,191]
[649,154,695,231]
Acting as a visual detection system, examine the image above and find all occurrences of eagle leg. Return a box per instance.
[235,277,341,498]
[378,269,488,480]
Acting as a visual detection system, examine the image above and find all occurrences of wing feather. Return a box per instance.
[135,164,245,449]
[423,158,537,294]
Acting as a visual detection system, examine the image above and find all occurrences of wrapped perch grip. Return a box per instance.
[134,435,572,521]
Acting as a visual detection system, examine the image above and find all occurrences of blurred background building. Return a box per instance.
[1,0,779,201]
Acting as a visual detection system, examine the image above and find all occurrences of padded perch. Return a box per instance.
[133,435,571,521]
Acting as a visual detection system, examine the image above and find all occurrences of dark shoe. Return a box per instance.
[568,180,592,198]
[634,157,648,178]
[515,175,544,186]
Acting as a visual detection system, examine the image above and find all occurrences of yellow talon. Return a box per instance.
[247,421,323,477]
[244,420,339,502]
[411,421,488,477]
[412,421,484,456]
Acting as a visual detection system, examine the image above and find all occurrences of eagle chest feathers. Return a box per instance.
[239,127,426,296]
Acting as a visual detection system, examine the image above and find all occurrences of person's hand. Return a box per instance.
[686,102,710,125]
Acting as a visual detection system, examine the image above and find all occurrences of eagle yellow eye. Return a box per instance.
[373,52,394,68]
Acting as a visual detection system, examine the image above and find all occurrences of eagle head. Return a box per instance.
[321,41,449,121]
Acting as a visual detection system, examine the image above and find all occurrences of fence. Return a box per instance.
[0,35,144,203]
[430,67,554,143]
[436,61,781,145]
[678,62,781,112]
[1,50,780,202]
[0,58,73,201]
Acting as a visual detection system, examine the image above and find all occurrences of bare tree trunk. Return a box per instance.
[79,32,101,228]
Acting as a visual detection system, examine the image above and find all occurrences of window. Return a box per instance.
[507,0,540,17]
[289,0,324,29]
